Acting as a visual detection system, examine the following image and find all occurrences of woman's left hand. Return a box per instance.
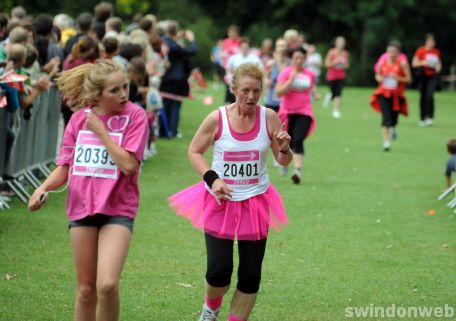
[86,111,107,137]
[274,123,291,151]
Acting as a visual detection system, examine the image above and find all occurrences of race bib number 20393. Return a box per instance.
[73,130,122,179]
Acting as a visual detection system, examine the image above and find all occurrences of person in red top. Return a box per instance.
[412,33,442,126]
[370,42,411,151]
[324,36,349,118]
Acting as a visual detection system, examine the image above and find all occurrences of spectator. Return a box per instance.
[33,14,64,67]
[125,13,143,34]
[0,13,8,43]
[90,21,105,43]
[94,1,113,24]
[101,37,118,59]
[105,16,122,38]
[159,21,197,138]
[53,13,76,48]
[64,12,93,57]
[11,6,27,23]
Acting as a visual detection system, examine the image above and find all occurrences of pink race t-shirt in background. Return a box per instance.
[374,52,408,73]
[277,66,315,115]
[277,66,317,137]
[222,37,241,69]
[56,101,149,221]
[326,50,349,81]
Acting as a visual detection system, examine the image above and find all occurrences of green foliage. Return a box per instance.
[1,0,455,84]
[116,0,150,16]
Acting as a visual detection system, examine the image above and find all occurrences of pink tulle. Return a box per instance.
[168,181,288,241]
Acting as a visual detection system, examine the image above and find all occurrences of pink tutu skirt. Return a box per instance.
[168,181,288,241]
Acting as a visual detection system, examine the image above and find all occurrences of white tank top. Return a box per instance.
[208,105,271,201]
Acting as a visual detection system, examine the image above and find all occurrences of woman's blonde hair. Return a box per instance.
[57,59,125,111]
[232,63,264,89]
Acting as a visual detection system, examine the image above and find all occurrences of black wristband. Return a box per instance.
[203,170,220,188]
[279,146,290,154]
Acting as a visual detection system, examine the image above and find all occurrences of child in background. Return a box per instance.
[101,37,118,60]
[445,139,456,188]
[210,39,224,90]
[128,56,160,159]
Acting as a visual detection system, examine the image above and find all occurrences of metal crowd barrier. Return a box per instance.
[1,87,61,208]
[0,106,9,209]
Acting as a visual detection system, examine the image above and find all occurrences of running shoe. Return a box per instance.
[418,121,426,127]
[425,118,434,126]
[323,93,331,108]
[383,142,391,152]
[198,305,219,321]
[332,109,341,118]
[291,174,300,184]
[149,143,157,156]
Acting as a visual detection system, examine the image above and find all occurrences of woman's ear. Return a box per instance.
[230,86,235,94]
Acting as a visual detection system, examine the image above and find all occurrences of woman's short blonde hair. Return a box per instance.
[232,63,263,89]
[57,59,126,111]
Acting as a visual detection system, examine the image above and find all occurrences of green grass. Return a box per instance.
[1,85,455,321]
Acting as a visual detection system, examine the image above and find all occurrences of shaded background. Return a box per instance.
[2,0,456,86]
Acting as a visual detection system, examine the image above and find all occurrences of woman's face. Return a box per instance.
[307,44,316,55]
[291,51,306,68]
[233,76,262,109]
[240,42,250,55]
[97,71,129,113]
[387,46,399,60]
[335,37,345,49]
[275,40,287,54]
[425,38,435,48]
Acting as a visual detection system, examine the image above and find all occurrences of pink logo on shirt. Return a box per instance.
[223,150,259,162]
[107,116,129,132]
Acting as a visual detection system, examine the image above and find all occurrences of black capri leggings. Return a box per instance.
[288,114,312,155]
[205,233,267,294]
[419,75,437,121]
[327,79,345,99]
[378,95,399,128]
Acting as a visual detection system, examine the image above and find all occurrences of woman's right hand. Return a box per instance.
[211,179,233,205]
[290,67,298,80]
[28,186,48,212]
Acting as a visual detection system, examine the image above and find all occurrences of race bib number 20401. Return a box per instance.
[222,150,260,185]
[73,130,122,179]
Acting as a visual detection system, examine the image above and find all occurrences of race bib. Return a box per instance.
[292,74,312,91]
[425,54,439,68]
[382,76,398,90]
[334,58,347,69]
[73,130,122,179]
[222,150,260,185]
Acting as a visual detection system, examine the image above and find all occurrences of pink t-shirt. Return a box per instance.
[277,66,315,115]
[222,37,240,69]
[326,50,349,81]
[56,101,149,221]
[277,66,317,137]
[374,52,408,73]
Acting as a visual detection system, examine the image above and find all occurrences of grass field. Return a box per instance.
[1,84,455,321]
